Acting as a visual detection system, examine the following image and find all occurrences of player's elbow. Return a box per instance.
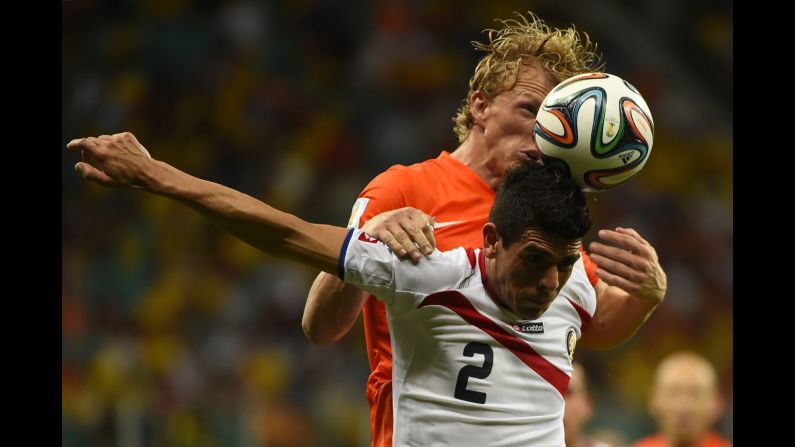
[301,316,340,346]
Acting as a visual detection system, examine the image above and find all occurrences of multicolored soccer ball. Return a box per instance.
[534,73,654,192]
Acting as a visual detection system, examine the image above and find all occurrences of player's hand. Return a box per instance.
[66,132,155,188]
[362,207,436,263]
[588,227,666,307]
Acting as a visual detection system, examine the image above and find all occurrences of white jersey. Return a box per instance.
[340,229,597,447]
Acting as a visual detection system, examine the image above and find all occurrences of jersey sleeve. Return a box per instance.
[346,166,413,229]
[558,258,598,319]
[579,245,600,287]
[339,228,477,317]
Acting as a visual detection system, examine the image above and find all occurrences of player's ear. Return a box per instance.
[483,223,499,259]
[470,91,490,125]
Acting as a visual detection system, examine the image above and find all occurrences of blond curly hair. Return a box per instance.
[453,12,604,143]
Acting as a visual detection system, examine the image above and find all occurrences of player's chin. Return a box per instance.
[517,297,555,320]
[516,304,546,321]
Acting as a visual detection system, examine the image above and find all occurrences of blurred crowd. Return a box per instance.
[62,1,732,446]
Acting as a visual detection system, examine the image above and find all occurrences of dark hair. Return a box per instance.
[488,161,590,247]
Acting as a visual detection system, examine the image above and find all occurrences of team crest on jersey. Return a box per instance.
[512,320,544,334]
[565,327,577,363]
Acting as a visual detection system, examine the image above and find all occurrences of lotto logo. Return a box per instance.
[513,321,544,334]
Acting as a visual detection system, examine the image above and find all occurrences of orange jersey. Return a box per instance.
[349,151,598,447]
[631,432,732,447]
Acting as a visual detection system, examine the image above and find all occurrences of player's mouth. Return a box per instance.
[520,294,555,309]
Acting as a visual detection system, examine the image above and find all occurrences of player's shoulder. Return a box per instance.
[559,257,597,317]
[388,151,460,175]
[426,246,480,270]
[364,160,425,191]
[394,246,481,295]
[360,154,452,201]
[356,162,421,208]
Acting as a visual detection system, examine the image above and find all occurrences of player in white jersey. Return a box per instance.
[67,131,657,446]
[343,232,594,445]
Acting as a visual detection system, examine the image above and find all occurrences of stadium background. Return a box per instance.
[62,1,732,445]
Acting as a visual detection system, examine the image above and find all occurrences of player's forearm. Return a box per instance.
[302,272,368,345]
[144,160,346,274]
[579,284,659,350]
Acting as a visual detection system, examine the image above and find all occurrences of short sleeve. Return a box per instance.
[346,166,413,229]
[340,228,478,317]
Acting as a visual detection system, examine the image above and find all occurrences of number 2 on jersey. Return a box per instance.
[454,342,494,404]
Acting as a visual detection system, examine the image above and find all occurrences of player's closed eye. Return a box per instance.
[520,105,538,116]
[521,253,547,265]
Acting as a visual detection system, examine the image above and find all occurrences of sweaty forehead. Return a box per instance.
[519,228,581,255]
[511,60,556,98]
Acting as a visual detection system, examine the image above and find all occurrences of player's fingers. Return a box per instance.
[75,162,114,185]
[407,209,435,253]
[66,138,84,149]
[589,241,649,271]
[404,218,433,255]
[421,219,436,251]
[594,267,642,294]
[81,141,103,164]
[390,223,422,263]
[615,227,650,246]
[373,230,408,259]
[67,137,100,152]
[596,229,650,257]
[588,253,646,283]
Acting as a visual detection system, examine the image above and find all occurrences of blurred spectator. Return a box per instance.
[631,351,731,447]
[564,362,618,447]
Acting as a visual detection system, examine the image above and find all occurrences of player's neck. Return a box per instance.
[450,138,502,191]
[481,254,509,311]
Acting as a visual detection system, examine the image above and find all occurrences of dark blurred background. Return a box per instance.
[62,1,732,446]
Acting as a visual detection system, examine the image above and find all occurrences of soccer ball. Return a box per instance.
[534,72,654,192]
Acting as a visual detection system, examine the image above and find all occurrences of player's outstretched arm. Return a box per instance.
[67,132,348,274]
